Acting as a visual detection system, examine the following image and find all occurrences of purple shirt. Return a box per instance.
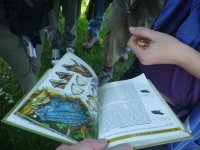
[140,0,200,118]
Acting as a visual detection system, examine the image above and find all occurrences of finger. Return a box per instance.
[128,38,147,64]
[128,36,147,53]
[80,139,107,150]
[129,27,157,40]
[91,139,108,150]
[55,144,70,150]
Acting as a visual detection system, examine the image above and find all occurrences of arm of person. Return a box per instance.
[128,27,200,79]
[55,138,132,150]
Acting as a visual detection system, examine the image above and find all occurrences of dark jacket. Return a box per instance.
[3,0,53,36]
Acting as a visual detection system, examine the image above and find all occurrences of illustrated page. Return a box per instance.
[98,74,181,144]
[15,53,98,141]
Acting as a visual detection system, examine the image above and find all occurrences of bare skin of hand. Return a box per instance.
[55,138,133,150]
[128,27,200,79]
[128,27,187,65]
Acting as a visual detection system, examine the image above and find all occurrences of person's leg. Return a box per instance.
[0,24,42,93]
[119,0,164,80]
[61,0,82,49]
[82,0,110,50]
[103,2,130,68]
[120,59,142,80]
[48,0,62,49]
[127,0,164,29]
[48,0,62,65]
[98,0,164,86]
[88,0,110,37]
[98,1,130,86]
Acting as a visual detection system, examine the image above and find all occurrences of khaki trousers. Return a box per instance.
[104,0,164,66]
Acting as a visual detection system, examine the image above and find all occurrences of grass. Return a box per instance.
[0,2,134,150]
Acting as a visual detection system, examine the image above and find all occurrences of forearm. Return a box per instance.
[176,43,200,79]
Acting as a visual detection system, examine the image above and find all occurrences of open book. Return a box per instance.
[2,53,191,149]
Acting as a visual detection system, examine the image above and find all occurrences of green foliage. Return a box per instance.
[0,1,134,149]
[56,123,66,130]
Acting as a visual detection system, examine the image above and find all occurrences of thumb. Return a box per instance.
[67,139,108,150]
[81,139,108,150]
[93,139,108,150]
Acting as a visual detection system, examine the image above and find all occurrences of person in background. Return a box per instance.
[0,0,52,92]
[81,0,111,50]
[125,0,200,148]
[48,0,82,65]
[97,0,164,86]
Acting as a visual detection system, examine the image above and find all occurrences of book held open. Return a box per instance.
[2,53,191,149]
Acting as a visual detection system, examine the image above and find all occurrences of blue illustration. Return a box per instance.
[35,98,91,138]
[35,98,89,126]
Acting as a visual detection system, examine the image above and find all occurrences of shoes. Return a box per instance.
[51,48,74,66]
[119,46,131,62]
[51,48,60,65]
[66,47,74,53]
[82,32,99,50]
[119,46,130,62]
[98,66,113,87]
[119,51,129,62]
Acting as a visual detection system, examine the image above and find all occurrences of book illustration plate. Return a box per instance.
[49,79,68,89]
[86,95,97,112]
[71,83,85,95]
[62,59,93,77]
[15,88,97,141]
[56,72,74,81]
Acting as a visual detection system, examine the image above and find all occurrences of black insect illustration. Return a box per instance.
[55,72,73,81]
[49,79,68,89]
[62,59,93,77]
[151,110,164,115]
[140,89,150,93]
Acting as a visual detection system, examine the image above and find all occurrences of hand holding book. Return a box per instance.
[56,139,132,150]
[2,53,191,149]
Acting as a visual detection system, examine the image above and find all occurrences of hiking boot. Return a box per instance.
[51,48,60,65]
[66,47,74,53]
[119,51,129,62]
[98,66,113,87]
[119,46,130,62]
[82,32,99,50]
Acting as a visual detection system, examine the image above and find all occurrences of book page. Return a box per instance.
[7,53,98,142]
[98,74,184,146]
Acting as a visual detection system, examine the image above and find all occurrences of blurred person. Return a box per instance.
[0,0,52,92]
[98,0,164,86]
[48,0,82,65]
[81,0,111,50]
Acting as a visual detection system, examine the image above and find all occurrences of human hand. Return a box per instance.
[128,27,186,65]
[55,138,132,150]
[56,139,107,150]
